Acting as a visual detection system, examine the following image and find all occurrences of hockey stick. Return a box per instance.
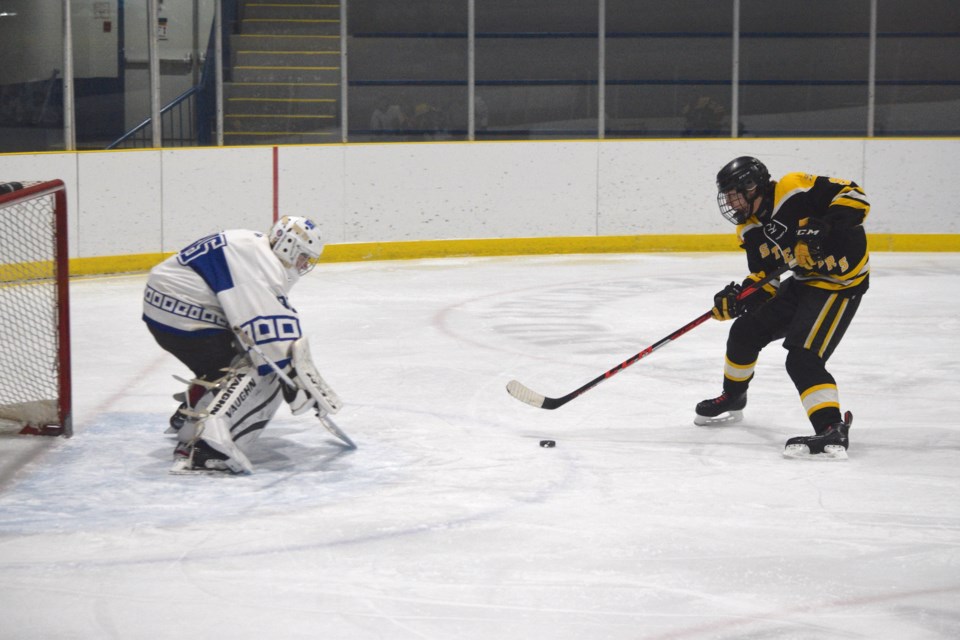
[232,327,356,448]
[506,263,793,410]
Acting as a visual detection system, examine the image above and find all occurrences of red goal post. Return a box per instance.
[0,180,72,437]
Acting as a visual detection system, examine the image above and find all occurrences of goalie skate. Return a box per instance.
[170,441,239,475]
[167,393,208,434]
[693,391,746,426]
[195,415,254,473]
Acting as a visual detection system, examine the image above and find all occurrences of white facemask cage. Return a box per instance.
[269,216,325,275]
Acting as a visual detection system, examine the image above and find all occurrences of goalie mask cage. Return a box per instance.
[0,180,72,437]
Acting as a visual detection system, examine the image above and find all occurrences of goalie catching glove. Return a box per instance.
[281,336,342,416]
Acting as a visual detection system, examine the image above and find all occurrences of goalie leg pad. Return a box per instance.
[168,353,254,435]
[176,365,284,473]
[289,337,342,414]
[195,415,253,474]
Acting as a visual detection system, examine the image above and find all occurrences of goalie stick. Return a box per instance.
[506,262,794,410]
[233,328,356,448]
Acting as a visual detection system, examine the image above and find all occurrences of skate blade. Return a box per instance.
[694,410,743,426]
[198,442,251,473]
[169,466,236,476]
[782,444,849,460]
[199,419,254,473]
[170,459,225,475]
[169,456,239,475]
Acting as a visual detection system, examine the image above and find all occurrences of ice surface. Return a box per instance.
[1,252,958,639]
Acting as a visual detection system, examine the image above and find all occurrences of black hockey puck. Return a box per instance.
[539,440,556,448]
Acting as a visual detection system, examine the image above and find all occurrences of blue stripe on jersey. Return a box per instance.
[177,232,235,293]
[257,359,291,376]
[239,315,301,375]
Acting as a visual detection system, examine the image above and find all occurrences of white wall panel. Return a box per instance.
[598,139,868,236]
[864,140,960,233]
[598,140,731,235]
[2,138,958,262]
[160,147,274,252]
[76,150,161,256]
[744,140,866,187]
[343,141,599,242]
[277,145,346,243]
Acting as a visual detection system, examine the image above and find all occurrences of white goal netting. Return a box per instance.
[0,180,71,435]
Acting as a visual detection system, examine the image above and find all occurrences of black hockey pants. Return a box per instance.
[147,324,243,382]
[721,277,864,431]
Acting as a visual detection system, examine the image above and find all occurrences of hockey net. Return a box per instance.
[0,180,72,437]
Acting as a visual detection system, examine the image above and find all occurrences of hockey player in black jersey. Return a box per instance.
[695,156,870,459]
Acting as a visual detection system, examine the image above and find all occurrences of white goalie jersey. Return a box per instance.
[142,229,303,374]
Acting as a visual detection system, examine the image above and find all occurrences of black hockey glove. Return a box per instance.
[711,282,743,321]
[740,270,778,313]
[795,217,831,269]
[281,374,299,403]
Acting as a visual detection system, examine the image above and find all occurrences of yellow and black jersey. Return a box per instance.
[736,172,870,294]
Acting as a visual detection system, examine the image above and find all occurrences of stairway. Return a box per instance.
[224,1,341,145]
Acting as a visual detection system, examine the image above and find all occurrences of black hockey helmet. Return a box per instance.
[716,156,771,224]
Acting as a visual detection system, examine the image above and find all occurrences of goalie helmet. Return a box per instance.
[269,216,324,275]
[716,156,772,224]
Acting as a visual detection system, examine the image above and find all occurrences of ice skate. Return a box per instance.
[167,400,189,434]
[694,391,746,426]
[783,411,852,460]
[194,416,254,473]
[166,400,210,436]
[170,441,235,475]
[166,384,210,434]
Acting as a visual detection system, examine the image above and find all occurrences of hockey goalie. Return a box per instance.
[142,216,347,474]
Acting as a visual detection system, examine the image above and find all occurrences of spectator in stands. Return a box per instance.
[370,95,406,140]
[682,95,727,137]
